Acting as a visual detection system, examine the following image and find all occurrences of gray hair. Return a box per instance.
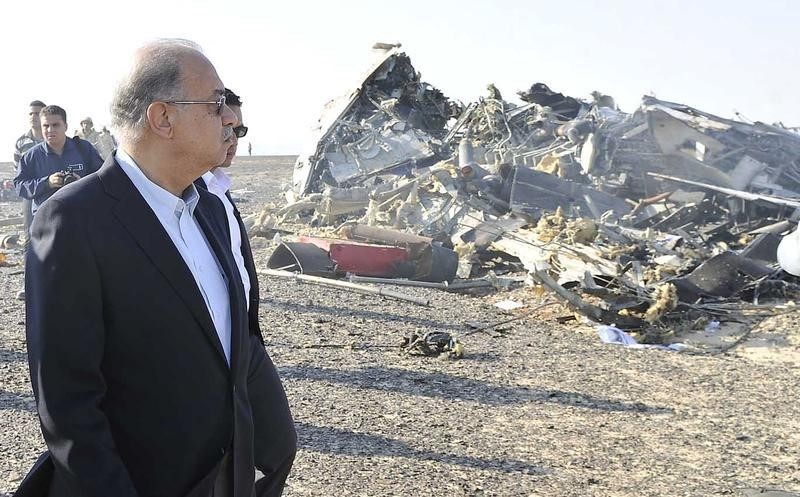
[110,38,203,143]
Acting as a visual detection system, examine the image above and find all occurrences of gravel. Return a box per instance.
[1,157,799,496]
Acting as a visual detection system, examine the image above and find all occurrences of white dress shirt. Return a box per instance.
[202,168,251,310]
[116,149,232,365]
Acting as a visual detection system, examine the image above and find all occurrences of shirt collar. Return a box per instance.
[115,148,199,217]
[44,136,76,155]
[202,168,232,197]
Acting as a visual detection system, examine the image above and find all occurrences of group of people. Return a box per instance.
[74,117,118,160]
[13,38,296,497]
[13,103,105,219]
[13,107,121,238]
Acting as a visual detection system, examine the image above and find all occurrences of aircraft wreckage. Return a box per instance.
[257,43,800,342]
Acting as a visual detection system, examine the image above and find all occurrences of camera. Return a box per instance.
[61,164,83,185]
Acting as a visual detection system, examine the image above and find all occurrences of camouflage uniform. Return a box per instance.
[95,131,117,160]
[79,128,115,160]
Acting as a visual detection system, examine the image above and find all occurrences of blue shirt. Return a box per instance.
[14,136,104,213]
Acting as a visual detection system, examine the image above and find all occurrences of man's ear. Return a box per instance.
[146,102,174,139]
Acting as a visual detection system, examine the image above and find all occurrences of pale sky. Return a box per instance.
[1,0,798,157]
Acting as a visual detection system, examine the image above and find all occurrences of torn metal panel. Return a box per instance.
[458,216,527,250]
[325,119,437,184]
[670,251,774,301]
[414,243,459,283]
[297,236,411,278]
[293,46,457,195]
[647,107,727,165]
[491,235,551,275]
[318,186,371,219]
[551,243,628,287]
[339,224,434,245]
[517,83,584,120]
[534,269,645,330]
[648,172,800,209]
[739,233,781,264]
[729,155,767,190]
[266,242,336,277]
[509,167,631,220]
[293,45,402,195]
[310,230,458,282]
[640,97,800,194]
[331,243,411,278]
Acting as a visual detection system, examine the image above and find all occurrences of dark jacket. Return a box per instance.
[18,156,273,497]
[194,177,263,342]
[193,177,296,496]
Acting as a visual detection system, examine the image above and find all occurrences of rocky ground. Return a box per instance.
[1,157,799,497]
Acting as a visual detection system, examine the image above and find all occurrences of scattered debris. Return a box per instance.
[250,43,800,348]
[1,234,19,249]
[401,331,464,359]
[0,180,20,202]
[597,325,687,351]
[259,269,430,306]
[494,299,524,312]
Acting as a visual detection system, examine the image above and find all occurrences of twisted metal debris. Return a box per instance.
[265,43,800,341]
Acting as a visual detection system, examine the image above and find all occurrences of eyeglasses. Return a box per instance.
[233,125,248,138]
[165,95,227,115]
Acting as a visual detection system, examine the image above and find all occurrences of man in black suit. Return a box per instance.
[18,39,295,497]
[196,88,296,496]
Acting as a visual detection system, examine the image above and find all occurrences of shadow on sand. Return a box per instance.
[279,365,672,414]
[295,421,547,475]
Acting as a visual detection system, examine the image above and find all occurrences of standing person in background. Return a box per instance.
[77,117,101,146]
[97,125,118,159]
[248,141,252,156]
[13,100,46,250]
[196,88,295,496]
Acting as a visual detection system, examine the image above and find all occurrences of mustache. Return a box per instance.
[222,126,234,141]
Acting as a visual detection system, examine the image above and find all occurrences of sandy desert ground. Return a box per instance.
[1,156,799,497]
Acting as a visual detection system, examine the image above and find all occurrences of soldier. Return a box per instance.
[99,126,118,159]
[78,117,102,151]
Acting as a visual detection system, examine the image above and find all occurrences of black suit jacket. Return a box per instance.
[19,157,268,497]
[194,177,262,343]
[193,177,296,497]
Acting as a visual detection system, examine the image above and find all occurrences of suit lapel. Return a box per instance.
[98,160,229,367]
[195,191,248,373]
[196,175,260,351]
[226,192,264,343]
